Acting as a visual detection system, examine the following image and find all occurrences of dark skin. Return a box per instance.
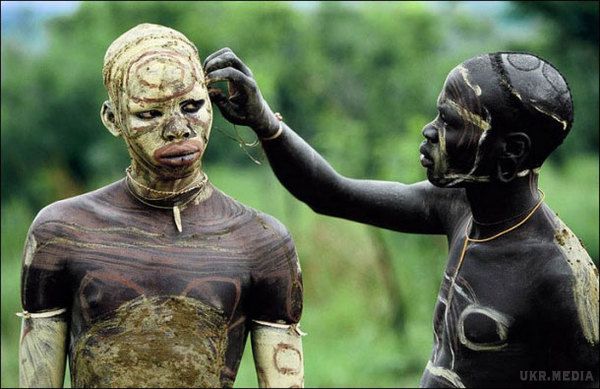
[203,49,599,387]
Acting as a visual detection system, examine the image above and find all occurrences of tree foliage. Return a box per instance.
[2,1,598,210]
[1,3,598,387]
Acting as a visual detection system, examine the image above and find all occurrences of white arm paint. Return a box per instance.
[251,320,305,388]
[19,311,68,388]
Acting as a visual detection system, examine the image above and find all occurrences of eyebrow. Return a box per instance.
[128,91,205,110]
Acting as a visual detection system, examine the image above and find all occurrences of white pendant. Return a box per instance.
[173,205,182,233]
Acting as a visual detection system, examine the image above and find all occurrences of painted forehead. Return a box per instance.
[439,66,491,132]
[102,24,204,107]
[125,50,205,104]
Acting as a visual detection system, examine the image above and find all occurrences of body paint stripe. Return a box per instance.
[447,99,491,131]
[457,65,482,96]
[425,360,466,388]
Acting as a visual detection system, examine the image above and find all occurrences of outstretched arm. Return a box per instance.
[204,48,459,234]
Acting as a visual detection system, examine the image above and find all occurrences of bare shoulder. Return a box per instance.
[210,188,292,239]
[252,211,293,241]
[534,206,599,344]
[29,180,126,235]
[536,206,597,279]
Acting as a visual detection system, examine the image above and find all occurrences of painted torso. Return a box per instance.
[21,179,302,388]
[421,205,599,388]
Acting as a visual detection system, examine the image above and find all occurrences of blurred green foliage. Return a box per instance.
[1,1,598,387]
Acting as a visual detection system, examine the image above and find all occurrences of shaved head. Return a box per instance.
[457,52,573,169]
[102,23,206,130]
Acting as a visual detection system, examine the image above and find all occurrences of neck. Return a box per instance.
[465,172,542,239]
[127,160,206,202]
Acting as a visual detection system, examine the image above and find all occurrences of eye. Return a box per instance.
[181,99,205,114]
[436,112,447,126]
[439,108,450,121]
[439,111,457,127]
[135,110,162,120]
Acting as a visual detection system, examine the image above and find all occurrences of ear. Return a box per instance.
[495,132,531,183]
[100,100,121,137]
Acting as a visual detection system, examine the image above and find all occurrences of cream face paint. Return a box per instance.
[122,53,212,177]
[102,24,213,188]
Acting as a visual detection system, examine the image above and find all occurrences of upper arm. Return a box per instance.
[21,207,70,313]
[536,263,599,378]
[19,206,70,388]
[313,177,465,235]
[248,214,304,387]
[250,214,303,324]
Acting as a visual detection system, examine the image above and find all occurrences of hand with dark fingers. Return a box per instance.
[204,48,281,139]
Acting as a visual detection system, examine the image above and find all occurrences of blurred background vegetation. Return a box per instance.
[1,1,598,387]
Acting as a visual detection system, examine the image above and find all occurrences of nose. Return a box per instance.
[422,123,439,144]
[162,115,191,142]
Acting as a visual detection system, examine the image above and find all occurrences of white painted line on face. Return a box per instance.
[425,360,466,388]
[457,65,482,96]
[446,99,491,131]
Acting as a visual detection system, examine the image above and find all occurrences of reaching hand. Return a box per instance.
[204,48,281,138]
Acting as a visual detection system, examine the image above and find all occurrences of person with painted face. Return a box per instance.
[204,49,599,387]
[19,25,305,388]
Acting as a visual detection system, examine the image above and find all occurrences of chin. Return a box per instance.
[155,163,202,181]
[427,170,448,188]
[426,170,466,189]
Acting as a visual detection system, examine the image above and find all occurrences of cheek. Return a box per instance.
[188,107,212,135]
[126,131,164,161]
[125,116,161,139]
[446,127,482,167]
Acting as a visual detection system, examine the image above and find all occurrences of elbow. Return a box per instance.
[299,187,342,217]
[307,201,329,215]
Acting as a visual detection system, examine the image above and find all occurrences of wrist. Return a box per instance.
[257,112,284,141]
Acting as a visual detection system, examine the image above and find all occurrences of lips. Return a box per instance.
[154,140,203,167]
[419,143,434,168]
[420,154,434,168]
